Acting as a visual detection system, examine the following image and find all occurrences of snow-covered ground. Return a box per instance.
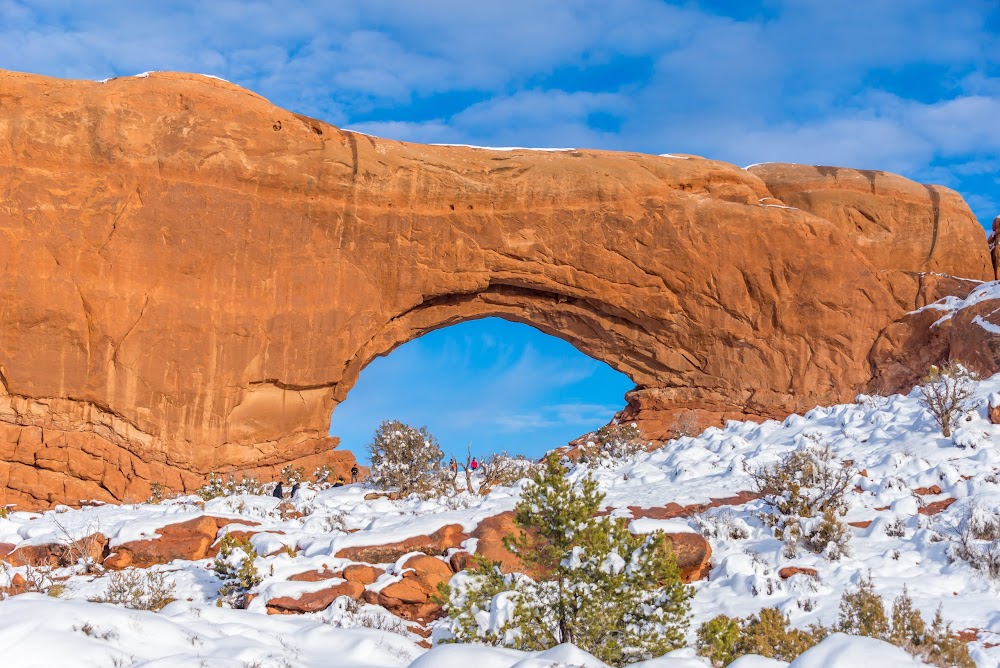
[5,376,1000,667]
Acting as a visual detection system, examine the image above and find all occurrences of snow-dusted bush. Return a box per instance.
[751,445,853,559]
[94,568,176,611]
[439,454,692,666]
[196,474,266,501]
[146,482,167,504]
[327,597,412,638]
[578,422,647,464]
[279,465,306,485]
[945,501,1000,580]
[313,464,334,486]
[478,451,539,490]
[367,420,445,498]
[697,508,751,541]
[919,362,979,438]
[212,534,261,608]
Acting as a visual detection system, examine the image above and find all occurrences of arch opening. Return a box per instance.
[328,317,635,462]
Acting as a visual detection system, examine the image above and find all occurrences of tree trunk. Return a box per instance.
[558,577,570,645]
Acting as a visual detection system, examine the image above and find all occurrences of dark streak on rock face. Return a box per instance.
[924,184,941,264]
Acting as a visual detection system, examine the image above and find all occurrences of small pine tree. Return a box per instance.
[889,586,926,650]
[441,453,692,666]
[696,615,741,667]
[697,580,974,668]
[920,362,978,438]
[367,420,445,497]
[837,573,889,638]
[213,534,261,608]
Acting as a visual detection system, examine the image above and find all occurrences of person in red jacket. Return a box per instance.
[470,457,479,471]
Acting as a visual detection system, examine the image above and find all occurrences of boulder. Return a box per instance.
[470,511,525,574]
[919,498,957,516]
[990,394,1000,425]
[401,554,453,591]
[104,516,254,569]
[266,580,364,614]
[662,533,712,583]
[342,564,383,585]
[449,551,475,573]
[288,567,340,582]
[5,532,107,568]
[335,524,468,564]
[0,572,29,597]
[379,579,430,606]
[778,566,818,579]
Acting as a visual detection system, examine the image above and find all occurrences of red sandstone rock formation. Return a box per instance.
[0,70,992,505]
[778,566,817,579]
[103,516,256,569]
[334,524,467,563]
[266,580,364,615]
[869,281,1000,394]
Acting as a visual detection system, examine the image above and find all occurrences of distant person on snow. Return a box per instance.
[449,457,458,473]
[351,464,359,483]
[290,482,300,498]
[333,477,345,488]
[470,457,479,471]
[272,481,284,499]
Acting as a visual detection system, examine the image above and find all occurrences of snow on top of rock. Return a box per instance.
[912,279,1000,325]
[431,143,576,152]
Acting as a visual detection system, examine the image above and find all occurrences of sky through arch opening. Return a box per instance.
[328,317,635,464]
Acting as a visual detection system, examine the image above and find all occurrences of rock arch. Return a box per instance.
[0,71,992,507]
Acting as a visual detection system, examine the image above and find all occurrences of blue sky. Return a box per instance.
[3,1,999,458]
[328,319,634,462]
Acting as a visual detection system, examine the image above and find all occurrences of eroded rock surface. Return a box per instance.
[0,70,991,506]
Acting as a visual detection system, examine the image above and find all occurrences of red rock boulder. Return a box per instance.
[104,516,257,569]
[335,524,468,564]
[266,580,364,614]
[342,564,384,586]
[4,532,107,568]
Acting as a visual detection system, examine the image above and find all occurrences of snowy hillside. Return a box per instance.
[4,376,1000,667]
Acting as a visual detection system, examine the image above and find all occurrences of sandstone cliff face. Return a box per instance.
[748,163,993,308]
[0,70,990,506]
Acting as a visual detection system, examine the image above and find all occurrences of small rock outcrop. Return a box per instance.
[334,524,468,564]
[103,516,257,569]
[869,282,1000,393]
[266,580,364,615]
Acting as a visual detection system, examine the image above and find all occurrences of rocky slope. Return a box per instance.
[4,375,1000,666]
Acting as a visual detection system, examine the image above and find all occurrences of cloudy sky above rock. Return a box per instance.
[4,0,998,458]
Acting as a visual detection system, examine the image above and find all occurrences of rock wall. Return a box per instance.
[0,70,992,506]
